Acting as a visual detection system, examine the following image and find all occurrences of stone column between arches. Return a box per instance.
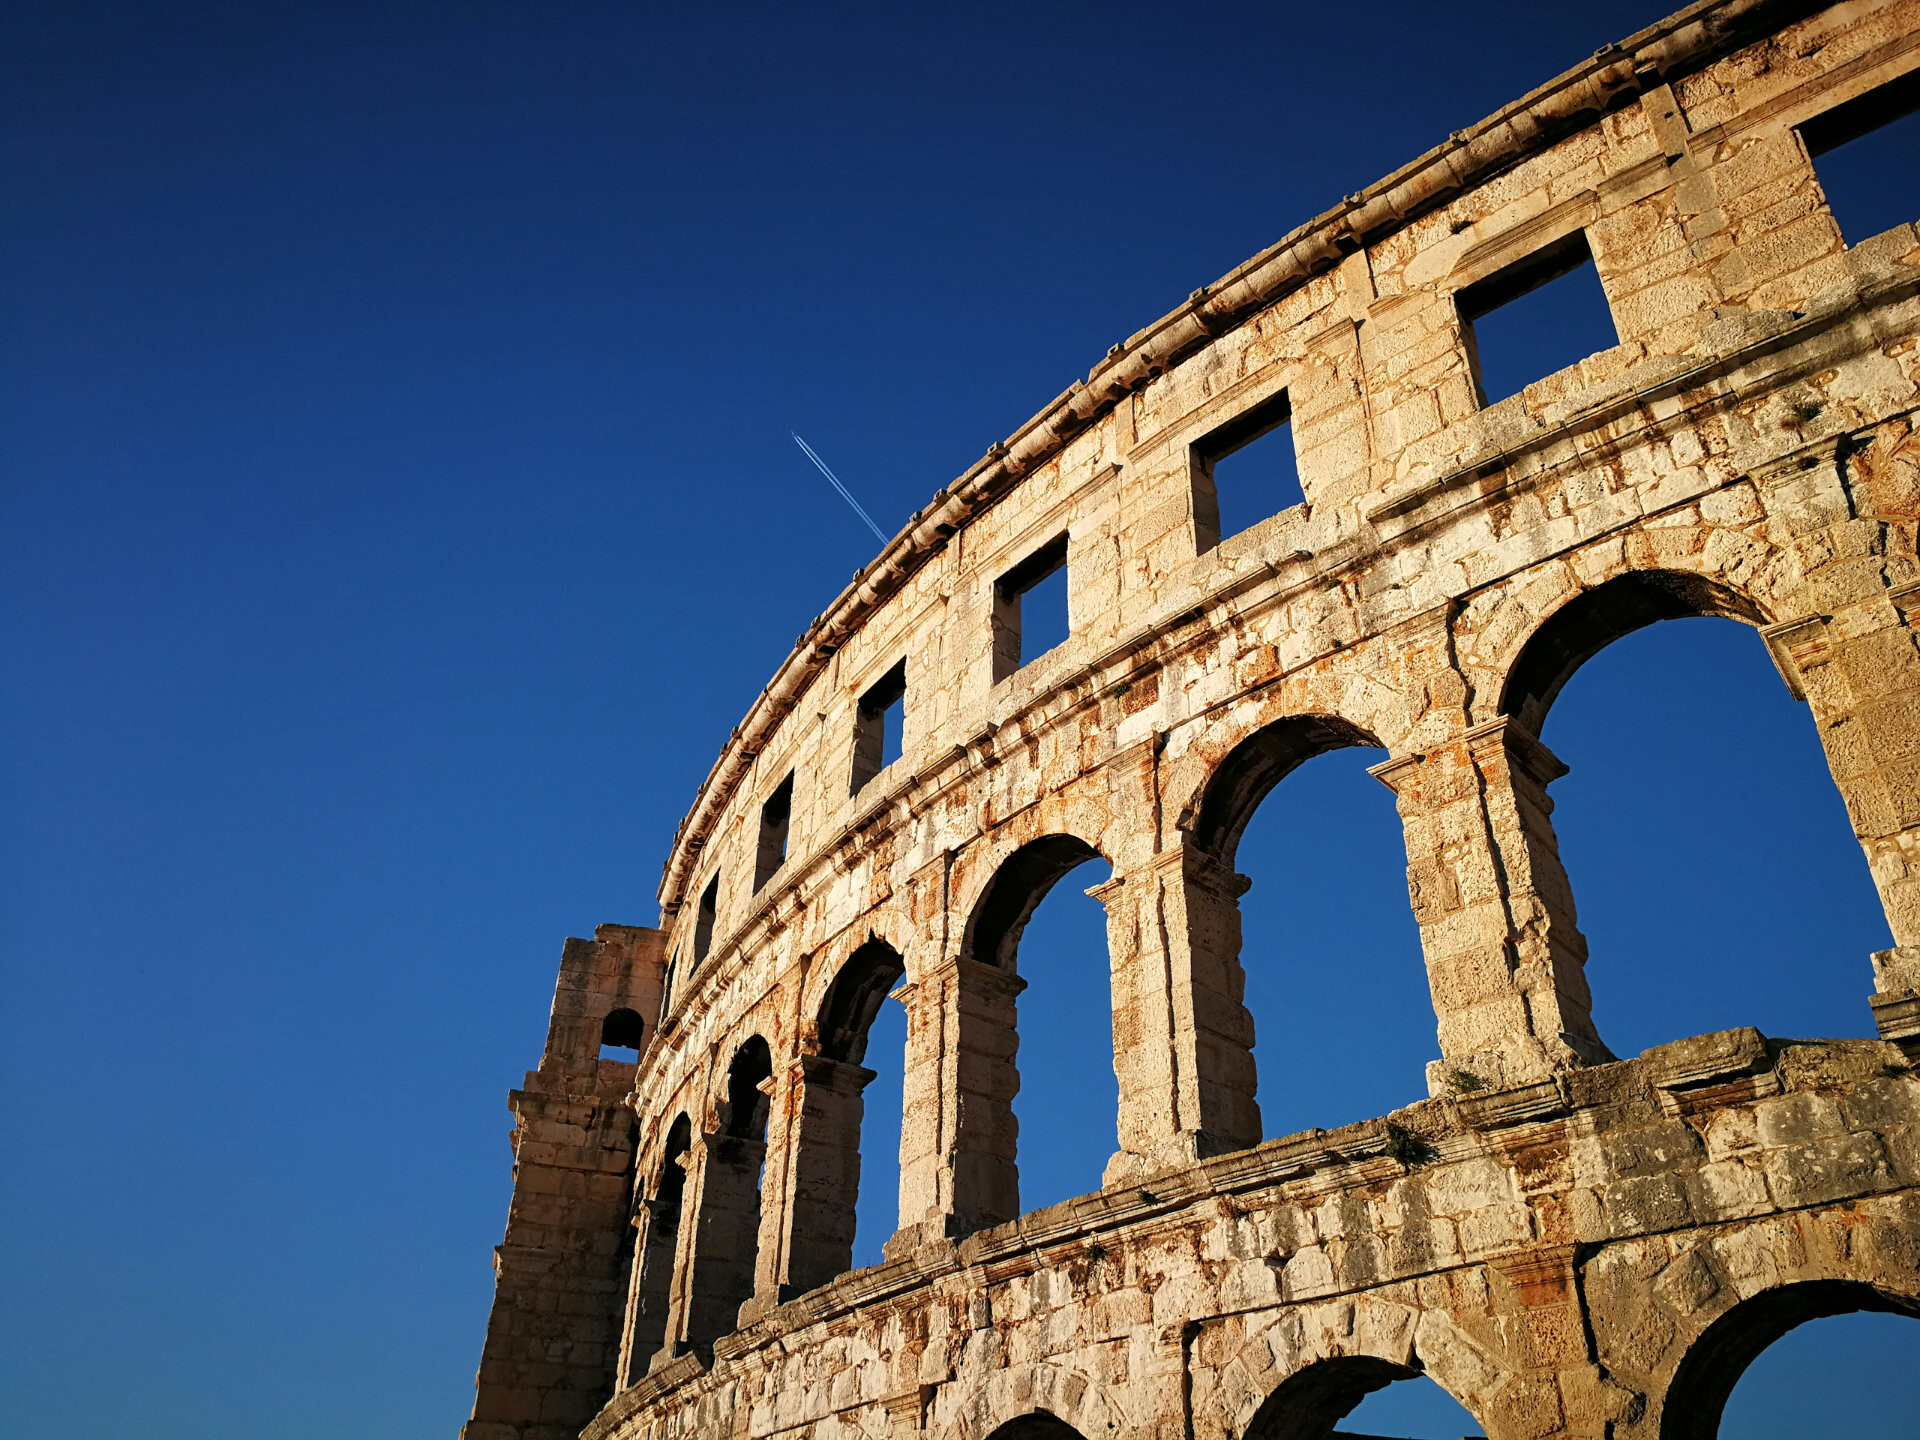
[1370,716,1610,1092]
[769,1052,877,1299]
[886,954,1024,1252]
[1101,843,1262,1186]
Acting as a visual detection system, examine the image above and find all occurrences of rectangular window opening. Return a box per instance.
[1191,389,1302,552]
[1799,68,1920,247]
[753,772,794,893]
[1456,229,1619,407]
[992,533,1070,682]
[692,875,719,963]
[850,659,907,796]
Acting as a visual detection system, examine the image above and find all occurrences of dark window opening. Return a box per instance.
[1192,388,1302,551]
[1800,68,1920,246]
[753,772,794,892]
[622,1114,692,1383]
[992,533,1070,682]
[599,1007,645,1061]
[659,946,679,1017]
[850,659,907,796]
[692,874,719,964]
[1457,229,1619,406]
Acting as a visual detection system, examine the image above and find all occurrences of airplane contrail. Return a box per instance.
[792,433,889,544]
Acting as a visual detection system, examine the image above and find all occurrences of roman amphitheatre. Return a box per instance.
[463,2,1920,1436]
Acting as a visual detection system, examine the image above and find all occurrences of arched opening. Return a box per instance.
[985,1412,1088,1440]
[622,1113,690,1383]
[683,1037,772,1354]
[1506,571,1889,1053]
[1194,716,1426,1139]
[1246,1357,1483,1440]
[1662,1280,1920,1440]
[600,1007,645,1060]
[785,938,906,1293]
[959,834,1115,1223]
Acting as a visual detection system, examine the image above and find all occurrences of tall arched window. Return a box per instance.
[958,835,1114,1223]
[621,1114,690,1383]
[1505,572,1889,1053]
[785,938,905,1293]
[1191,716,1427,1139]
[682,1038,771,1354]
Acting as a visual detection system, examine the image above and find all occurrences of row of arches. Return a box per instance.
[618,569,1900,1371]
[964,1280,1918,1440]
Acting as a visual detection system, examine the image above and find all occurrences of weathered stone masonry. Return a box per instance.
[465,3,1920,1437]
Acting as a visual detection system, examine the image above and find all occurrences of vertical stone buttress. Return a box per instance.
[1371,719,1607,1092]
[888,953,1024,1248]
[463,925,665,1440]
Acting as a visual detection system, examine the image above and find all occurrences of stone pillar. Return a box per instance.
[777,1053,877,1297]
[886,955,1024,1251]
[1765,583,1920,1049]
[1371,718,1609,1092]
[679,1128,767,1353]
[1102,844,1261,1187]
[616,1193,677,1387]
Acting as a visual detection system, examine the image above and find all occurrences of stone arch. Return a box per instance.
[620,1112,692,1382]
[817,936,909,1062]
[941,830,1116,1232]
[1190,713,1387,867]
[1170,711,1402,1145]
[1496,569,1769,739]
[682,1036,775,1354]
[782,936,908,1295]
[940,1362,1130,1440]
[961,833,1110,972]
[1657,1278,1920,1440]
[1203,1299,1498,1440]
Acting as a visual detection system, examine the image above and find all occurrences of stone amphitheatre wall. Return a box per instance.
[465,2,1920,1437]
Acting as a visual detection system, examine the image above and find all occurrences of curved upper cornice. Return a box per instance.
[656,0,1819,913]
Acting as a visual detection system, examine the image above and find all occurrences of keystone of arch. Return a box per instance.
[1199,1297,1501,1440]
[936,1362,1132,1440]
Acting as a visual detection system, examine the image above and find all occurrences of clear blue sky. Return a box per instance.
[3,4,1911,1438]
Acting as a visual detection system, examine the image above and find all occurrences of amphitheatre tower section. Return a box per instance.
[465,3,1920,1438]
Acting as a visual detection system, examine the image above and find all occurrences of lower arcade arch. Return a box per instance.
[784,937,906,1294]
[1244,1356,1483,1440]
[1661,1280,1920,1440]
[984,1414,1089,1440]
[959,833,1115,1223]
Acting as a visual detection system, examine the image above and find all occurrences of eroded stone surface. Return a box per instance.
[464,5,1920,1437]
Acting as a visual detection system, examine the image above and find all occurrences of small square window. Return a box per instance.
[1457,230,1619,406]
[850,659,907,796]
[1800,69,1920,246]
[992,534,1070,681]
[1191,389,1302,551]
[753,772,794,893]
